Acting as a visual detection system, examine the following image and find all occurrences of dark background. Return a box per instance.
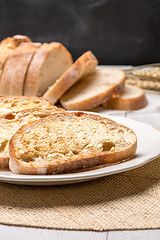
[0,0,160,65]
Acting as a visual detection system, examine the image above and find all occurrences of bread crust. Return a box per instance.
[0,154,9,168]
[0,42,39,96]
[24,43,49,96]
[103,84,148,110]
[0,35,31,80]
[0,106,64,168]
[60,69,125,111]
[12,35,31,45]
[9,112,137,175]
[43,51,98,104]
[24,42,73,97]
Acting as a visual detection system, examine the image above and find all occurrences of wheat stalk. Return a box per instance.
[124,63,160,91]
[124,63,160,82]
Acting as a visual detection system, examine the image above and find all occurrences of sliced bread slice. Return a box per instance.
[0,106,64,168]
[0,96,54,116]
[24,42,73,97]
[103,84,148,110]
[60,68,125,111]
[9,112,137,175]
[0,35,31,79]
[43,51,98,103]
[0,42,39,96]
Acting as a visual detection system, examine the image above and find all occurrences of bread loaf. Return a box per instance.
[0,42,39,96]
[9,112,137,175]
[0,35,31,80]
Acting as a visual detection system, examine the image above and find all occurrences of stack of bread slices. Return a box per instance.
[0,35,147,111]
[0,35,147,175]
[0,96,137,174]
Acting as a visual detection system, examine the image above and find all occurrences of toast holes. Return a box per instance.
[34,146,40,151]
[0,140,8,152]
[102,142,115,152]
[4,113,15,120]
[72,150,79,155]
[11,102,17,107]
[75,112,83,117]
[34,152,40,157]
[33,100,41,104]
[117,129,124,134]
[38,113,50,119]
[21,155,35,163]
[46,127,50,133]
[110,127,116,130]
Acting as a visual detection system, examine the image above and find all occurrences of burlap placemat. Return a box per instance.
[0,156,160,231]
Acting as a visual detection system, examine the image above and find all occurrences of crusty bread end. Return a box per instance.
[103,84,148,110]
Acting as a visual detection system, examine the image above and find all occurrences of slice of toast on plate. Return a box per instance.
[9,112,137,175]
[0,106,64,168]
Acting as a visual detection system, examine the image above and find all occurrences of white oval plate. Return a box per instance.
[0,113,160,185]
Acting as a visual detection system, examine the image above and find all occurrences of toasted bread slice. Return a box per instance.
[43,51,98,103]
[0,96,54,116]
[0,42,39,96]
[0,106,64,168]
[0,35,31,79]
[103,84,148,110]
[9,112,137,175]
[24,42,73,97]
[60,68,125,111]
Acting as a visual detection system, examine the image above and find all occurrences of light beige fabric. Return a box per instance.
[0,156,159,231]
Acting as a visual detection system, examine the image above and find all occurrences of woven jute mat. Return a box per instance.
[0,156,160,231]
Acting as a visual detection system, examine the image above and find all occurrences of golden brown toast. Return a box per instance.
[0,96,54,116]
[0,106,64,168]
[9,112,137,175]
